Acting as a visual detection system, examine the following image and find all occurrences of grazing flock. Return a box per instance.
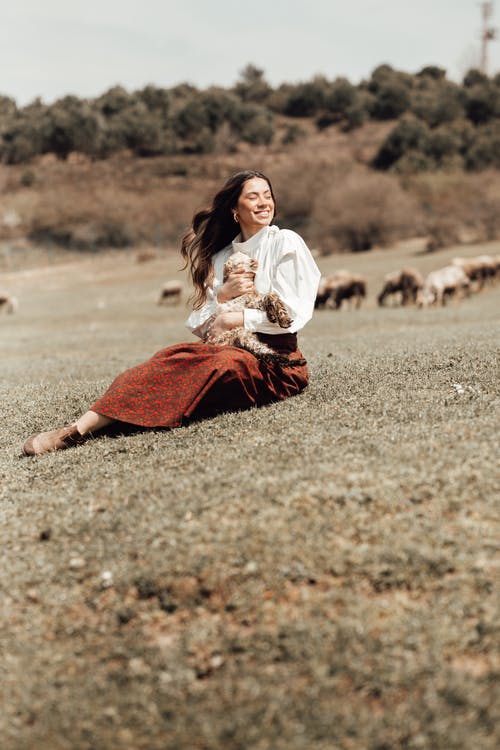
[1,254,498,321]
[315,254,500,310]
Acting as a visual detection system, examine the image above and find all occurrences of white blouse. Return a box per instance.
[185,224,321,338]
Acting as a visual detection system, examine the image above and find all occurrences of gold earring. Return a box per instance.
[233,212,239,223]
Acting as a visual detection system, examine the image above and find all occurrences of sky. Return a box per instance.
[1,0,499,106]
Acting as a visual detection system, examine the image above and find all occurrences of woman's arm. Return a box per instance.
[185,269,254,339]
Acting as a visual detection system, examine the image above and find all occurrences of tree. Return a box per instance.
[45,96,100,159]
[233,64,272,104]
[368,64,412,119]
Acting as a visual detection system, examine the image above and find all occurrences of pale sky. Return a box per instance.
[1,0,499,106]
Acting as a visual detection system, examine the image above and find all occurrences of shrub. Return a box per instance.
[45,96,100,159]
[316,78,369,132]
[463,83,500,125]
[367,65,412,119]
[0,95,17,119]
[95,86,134,116]
[0,100,51,163]
[462,68,489,88]
[284,76,330,117]
[373,117,431,171]
[136,85,170,123]
[464,122,500,170]
[416,66,447,81]
[408,170,500,247]
[411,79,464,127]
[311,168,420,252]
[281,123,305,145]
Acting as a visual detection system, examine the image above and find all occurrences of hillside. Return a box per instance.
[2,119,500,273]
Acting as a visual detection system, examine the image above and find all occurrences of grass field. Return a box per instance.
[1,239,499,750]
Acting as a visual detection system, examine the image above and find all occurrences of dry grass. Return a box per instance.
[1,239,499,750]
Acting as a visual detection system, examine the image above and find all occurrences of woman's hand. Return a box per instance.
[208,311,244,338]
[217,270,255,303]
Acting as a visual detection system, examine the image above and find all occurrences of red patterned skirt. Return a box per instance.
[90,333,308,428]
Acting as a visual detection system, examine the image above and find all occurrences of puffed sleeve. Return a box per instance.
[185,286,218,339]
[243,229,321,334]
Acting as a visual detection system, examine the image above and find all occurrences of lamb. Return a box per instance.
[377,268,424,306]
[0,293,18,314]
[157,280,183,305]
[206,250,302,366]
[418,265,470,307]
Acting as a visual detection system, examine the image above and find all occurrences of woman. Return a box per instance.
[22,170,321,456]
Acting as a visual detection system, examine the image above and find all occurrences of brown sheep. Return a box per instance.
[377,268,424,307]
[315,271,366,310]
[314,276,333,308]
[0,293,18,314]
[157,281,183,305]
[452,256,496,291]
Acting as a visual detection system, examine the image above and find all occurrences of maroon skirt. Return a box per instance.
[90,333,308,428]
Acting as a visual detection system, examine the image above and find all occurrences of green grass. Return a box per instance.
[1,240,499,750]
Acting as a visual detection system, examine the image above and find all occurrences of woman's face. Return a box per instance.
[236,177,275,239]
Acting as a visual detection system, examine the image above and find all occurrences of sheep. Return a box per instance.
[315,271,366,310]
[206,250,303,366]
[377,268,424,307]
[328,271,367,310]
[314,276,333,309]
[0,293,18,314]
[418,265,470,307]
[452,256,496,291]
[157,280,183,305]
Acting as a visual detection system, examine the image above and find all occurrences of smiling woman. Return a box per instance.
[22,169,321,456]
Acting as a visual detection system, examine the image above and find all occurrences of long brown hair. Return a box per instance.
[181,170,276,309]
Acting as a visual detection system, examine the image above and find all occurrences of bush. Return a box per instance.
[281,123,305,145]
[95,86,134,116]
[463,83,500,125]
[311,168,420,252]
[284,76,330,117]
[367,65,412,119]
[137,85,170,123]
[409,170,500,246]
[410,79,464,127]
[0,100,51,164]
[45,96,100,159]
[464,122,500,170]
[462,68,489,88]
[316,78,369,132]
[416,66,447,81]
[373,117,432,170]
[231,103,274,145]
